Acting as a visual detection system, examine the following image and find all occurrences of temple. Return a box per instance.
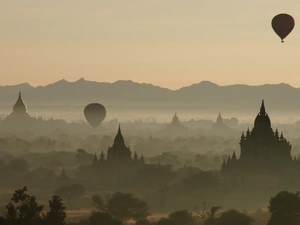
[92,125,145,165]
[3,92,32,123]
[107,125,132,160]
[211,112,231,135]
[170,113,181,127]
[222,100,292,172]
[6,92,31,118]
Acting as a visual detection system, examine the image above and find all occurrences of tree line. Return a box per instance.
[0,187,299,225]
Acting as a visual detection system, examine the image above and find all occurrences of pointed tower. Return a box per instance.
[246,128,250,137]
[222,158,226,170]
[260,99,266,115]
[170,112,180,127]
[13,92,28,114]
[223,100,292,173]
[227,155,231,162]
[113,125,125,147]
[57,167,70,183]
[240,132,246,142]
[280,132,284,140]
[254,99,271,130]
[140,154,145,164]
[216,112,223,125]
[133,152,138,161]
[99,150,105,161]
[92,153,98,165]
[232,151,237,160]
[107,125,131,161]
[274,128,279,139]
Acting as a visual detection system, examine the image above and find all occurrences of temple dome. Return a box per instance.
[216,112,223,124]
[13,92,27,114]
[254,100,271,129]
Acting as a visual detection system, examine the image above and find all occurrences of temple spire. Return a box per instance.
[113,124,125,146]
[280,132,284,140]
[246,128,250,137]
[13,91,27,114]
[232,151,237,160]
[260,99,266,115]
[134,151,138,161]
[275,128,279,138]
[93,153,98,165]
[100,150,105,161]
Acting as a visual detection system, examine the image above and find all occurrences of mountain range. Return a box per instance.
[0,78,299,111]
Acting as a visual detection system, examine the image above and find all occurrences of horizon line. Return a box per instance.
[0,78,298,91]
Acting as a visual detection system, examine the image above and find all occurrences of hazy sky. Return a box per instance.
[1,0,300,89]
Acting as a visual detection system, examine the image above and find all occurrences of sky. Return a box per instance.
[1,0,300,90]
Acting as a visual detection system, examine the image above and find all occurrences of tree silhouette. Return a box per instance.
[9,158,29,174]
[268,191,300,225]
[89,212,121,225]
[168,210,194,225]
[193,202,221,225]
[106,192,150,222]
[218,210,253,225]
[54,184,85,206]
[156,217,174,225]
[135,218,151,225]
[43,195,66,225]
[4,187,44,225]
[91,195,107,212]
[76,149,93,165]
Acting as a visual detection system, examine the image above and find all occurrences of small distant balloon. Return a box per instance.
[84,103,106,128]
[271,13,295,43]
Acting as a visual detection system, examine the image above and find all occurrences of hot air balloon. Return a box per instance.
[84,103,106,128]
[272,13,295,43]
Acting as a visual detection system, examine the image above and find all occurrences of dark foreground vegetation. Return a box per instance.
[0,187,298,225]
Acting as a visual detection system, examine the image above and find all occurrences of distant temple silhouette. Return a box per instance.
[3,92,32,121]
[9,92,30,117]
[211,112,231,134]
[167,113,186,130]
[170,113,181,127]
[222,100,292,172]
[107,125,131,160]
[93,125,144,163]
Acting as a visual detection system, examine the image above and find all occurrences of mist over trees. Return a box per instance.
[1,82,300,224]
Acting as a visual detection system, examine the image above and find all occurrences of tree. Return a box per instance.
[168,210,194,225]
[0,216,5,224]
[136,218,151,225]
[89,212,121,225]
[156,218,174,225]
[4,187,44,225]
[44,195,66,225]
[9,158,30,174]
[106,192,150,222]
[76,149,93,165]
[91,195,106,212]
[182,171,220,190]
[218,210,253,225]
[54,184,85,206]
[31,136,56,151]
[193,202,221,225]
[268,191,300,225]
[100,135,113,150]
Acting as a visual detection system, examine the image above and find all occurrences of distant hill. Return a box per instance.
[0,78,300,111]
